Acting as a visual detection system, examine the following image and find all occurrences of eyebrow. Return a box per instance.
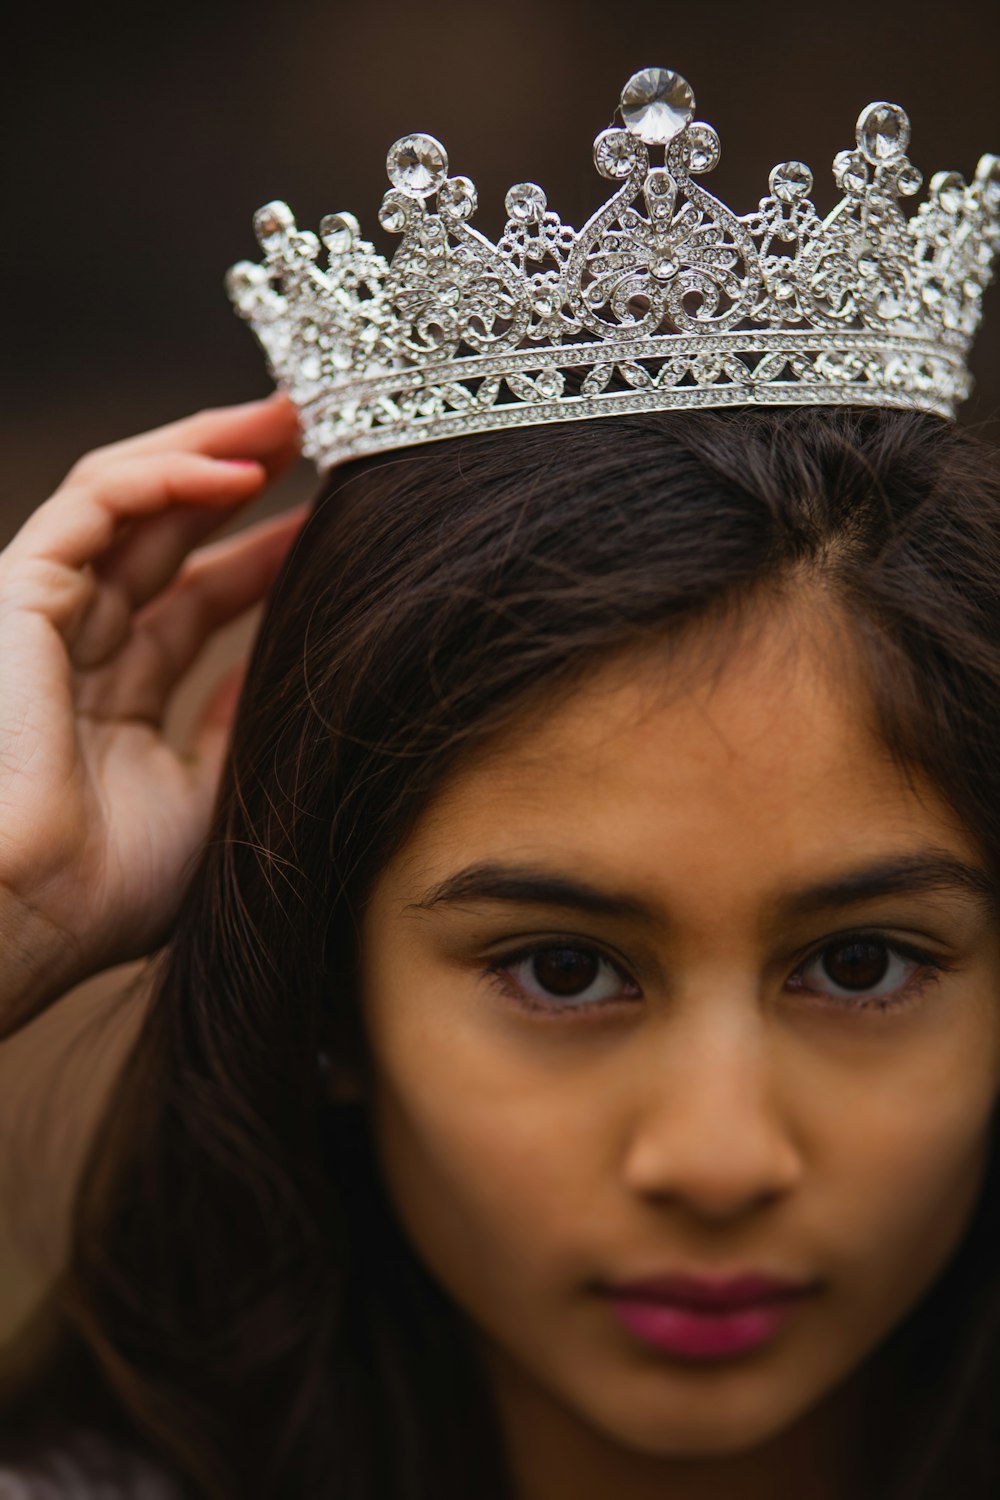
[409,849,998,925]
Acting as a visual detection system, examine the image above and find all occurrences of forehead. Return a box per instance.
[389,597,977,903]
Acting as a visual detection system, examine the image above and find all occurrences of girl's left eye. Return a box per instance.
[485,943,638,1012]
[789,935,946,1011]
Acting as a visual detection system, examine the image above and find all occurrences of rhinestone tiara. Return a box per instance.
[225,66,1000,471]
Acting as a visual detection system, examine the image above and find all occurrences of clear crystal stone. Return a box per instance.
[644,169,676,222]
[379,194,408,233]
[834,150,869,195]
[977,154,1000,209]
[254,201,295,250]
[684,123,720,174]
[320,212,360,254]
[594,128,638,179]
[931,171,966,215]
[386,134,449,198]
[442,383,475,411]
[535,369,564,399]
[419,219,447,250]
[225,261,267,298]
[296,230,320,262]
[582,364,613,396]
[505,181,547,223]
[227,263,274,316]
[770,161,813,204]
[894,163,923,197]
[620,68,695,145]
[439,175,478,220]
[506,373,537,402]
[856,102,911,165]
[619,361,653,388]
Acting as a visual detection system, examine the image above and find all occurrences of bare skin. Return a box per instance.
[0,393,305,1038]
[353,603,1000,1500]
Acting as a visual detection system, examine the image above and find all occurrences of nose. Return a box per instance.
[620,1013,804,1222]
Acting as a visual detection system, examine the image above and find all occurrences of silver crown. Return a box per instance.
[226,66,1000,471]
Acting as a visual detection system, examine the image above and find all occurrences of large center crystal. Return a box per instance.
[386,134,449,198]
[620,67,695,145]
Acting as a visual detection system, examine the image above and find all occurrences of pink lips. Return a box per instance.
[605,1273,816,1361]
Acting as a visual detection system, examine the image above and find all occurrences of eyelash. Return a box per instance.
[482,933,952,1019]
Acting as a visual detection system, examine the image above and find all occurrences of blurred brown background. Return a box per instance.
[2,0,999,1343]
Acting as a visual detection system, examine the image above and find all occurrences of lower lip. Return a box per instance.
[608,1294,806,1361]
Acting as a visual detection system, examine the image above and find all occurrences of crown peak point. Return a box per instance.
[387,133,449,197]
[855,101,911,165]
[620,67,695,145]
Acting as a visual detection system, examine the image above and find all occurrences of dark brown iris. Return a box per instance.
[533,947,600,996]
[823,941,890,990]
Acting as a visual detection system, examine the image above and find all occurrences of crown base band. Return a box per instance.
[299,331,964,469]
[304,385,954,470]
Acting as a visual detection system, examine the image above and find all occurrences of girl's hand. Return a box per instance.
[0,393,305,1039]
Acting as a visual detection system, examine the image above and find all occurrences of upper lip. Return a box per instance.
[605,1272,817,1309]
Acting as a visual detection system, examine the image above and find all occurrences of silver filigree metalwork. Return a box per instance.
[225,65,1000,472]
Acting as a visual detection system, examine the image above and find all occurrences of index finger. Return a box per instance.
[65,392,302,477]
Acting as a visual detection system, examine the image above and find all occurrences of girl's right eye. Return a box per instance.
[484,943,642,1014]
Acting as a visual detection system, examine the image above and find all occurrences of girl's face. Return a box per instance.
[354,600,1000,1492]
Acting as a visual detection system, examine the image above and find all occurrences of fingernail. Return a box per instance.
[236,392,284,407]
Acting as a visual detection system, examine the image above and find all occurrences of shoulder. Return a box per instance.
[0,1428,183,1498]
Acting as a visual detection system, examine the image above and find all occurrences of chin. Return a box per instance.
[576,1373,810,1461]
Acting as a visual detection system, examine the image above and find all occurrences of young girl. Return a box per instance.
[1,66,999,1500]
[0,397,999,1498]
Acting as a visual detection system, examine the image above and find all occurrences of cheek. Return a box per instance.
[364,1006,598,1312]
[818,1031,999,1333]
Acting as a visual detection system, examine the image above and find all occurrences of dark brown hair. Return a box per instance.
[3,405,1000,1498]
